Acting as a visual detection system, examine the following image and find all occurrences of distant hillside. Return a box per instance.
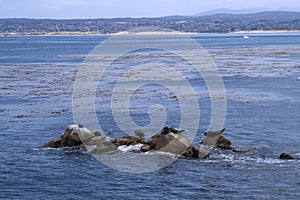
[201,11,300,21]
[0,11,300,34]
[194,8,273,16]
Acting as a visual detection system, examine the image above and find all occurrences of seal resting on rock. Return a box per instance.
[202,129,225,147]
[140,127,225,158]
[160,127,184,135]
[200,129,233,150]
[134,130,145,138]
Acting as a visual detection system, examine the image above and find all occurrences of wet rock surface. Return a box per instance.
[46,124,291,160]
[44,124,227,159]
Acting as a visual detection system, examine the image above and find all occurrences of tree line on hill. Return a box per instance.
[0,11,299,34]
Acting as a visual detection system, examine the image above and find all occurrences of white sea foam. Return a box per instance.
[118,144,144,153]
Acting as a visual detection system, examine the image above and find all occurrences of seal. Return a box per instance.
[202,128,225,147]
[134,130,145,138]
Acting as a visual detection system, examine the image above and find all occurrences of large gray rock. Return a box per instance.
[44,124,95,148]
[148,131,209,158]
[75,124,95,143]
[141,128,226,158]
[148,131,192,155]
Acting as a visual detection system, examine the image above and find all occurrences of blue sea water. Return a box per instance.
[0,33,300,199]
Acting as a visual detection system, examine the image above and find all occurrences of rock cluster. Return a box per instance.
[44,124,232,159]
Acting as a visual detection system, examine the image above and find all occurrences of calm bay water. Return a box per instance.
[0,34,300,199]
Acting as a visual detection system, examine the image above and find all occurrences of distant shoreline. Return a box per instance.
[0,32,111,36]
[232,30,300,34]
[1,30,300,36]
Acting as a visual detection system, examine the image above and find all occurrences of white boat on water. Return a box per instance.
[243,35,249,39]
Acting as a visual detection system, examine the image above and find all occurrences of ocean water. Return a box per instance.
[1,33,300,199]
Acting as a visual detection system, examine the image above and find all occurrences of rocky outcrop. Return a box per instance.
[44,124,88,148]
[44,124,226,159]
[136,127,218,158]
[45,124,295,162]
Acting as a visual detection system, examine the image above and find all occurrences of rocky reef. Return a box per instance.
[44,124,231,159]
[44,124,297,160]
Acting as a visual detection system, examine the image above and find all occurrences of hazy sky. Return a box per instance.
[0,0,300,19]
